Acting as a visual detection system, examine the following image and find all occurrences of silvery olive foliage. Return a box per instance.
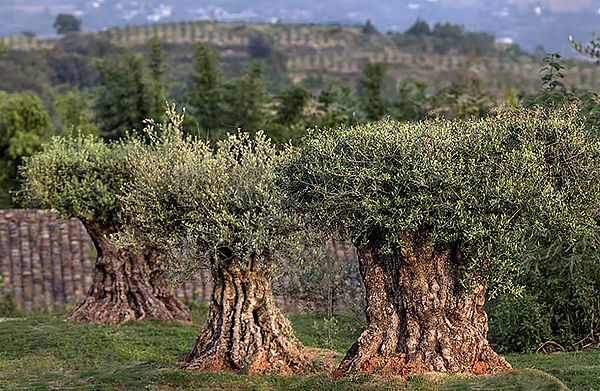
[17,132,129,226]
[119,107,314,278]
[282,107,600,296]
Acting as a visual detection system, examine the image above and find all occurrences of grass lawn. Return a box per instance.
[0,311,596,391]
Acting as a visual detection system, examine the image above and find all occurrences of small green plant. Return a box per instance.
[312,316,340,349]
[274,241,365,351]
[181,290,209,324]
[540,53,566,91]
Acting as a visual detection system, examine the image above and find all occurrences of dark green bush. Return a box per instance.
[486,54,600,353]
[487,293,553,353]
[487,241,600,352]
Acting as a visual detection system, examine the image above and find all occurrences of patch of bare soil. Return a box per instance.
[333,354,507,379]
[303,347,344,372]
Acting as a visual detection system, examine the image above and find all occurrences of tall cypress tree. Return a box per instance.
[93,53,153,139]
[222,61,269,133]
[275,84,310,126]
[359,62,387,121]
[187,42,223,132]
[147,36,165,122]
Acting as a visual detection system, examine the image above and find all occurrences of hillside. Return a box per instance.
[2,20,598,98]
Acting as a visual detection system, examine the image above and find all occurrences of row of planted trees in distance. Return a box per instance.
[16,100,600,375]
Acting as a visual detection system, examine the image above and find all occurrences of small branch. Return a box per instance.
[536,341,565,354]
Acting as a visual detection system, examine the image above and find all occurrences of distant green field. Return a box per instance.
[0,313,596,390]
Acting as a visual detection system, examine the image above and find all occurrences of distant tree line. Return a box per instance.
[389,19,532,60]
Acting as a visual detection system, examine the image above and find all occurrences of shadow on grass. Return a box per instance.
[0,314,591,391]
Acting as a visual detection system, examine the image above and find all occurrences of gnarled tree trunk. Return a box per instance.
[336,231,511,377]
[185,255,314,374]
[68,221,192,325]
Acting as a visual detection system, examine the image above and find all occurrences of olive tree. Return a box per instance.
[17,133,192,324]
[282,108,600,375]
[118,111,315,373]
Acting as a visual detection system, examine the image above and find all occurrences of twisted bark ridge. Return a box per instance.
[185,256,317,374]
[336,231,511,377]
[68,222,192,325]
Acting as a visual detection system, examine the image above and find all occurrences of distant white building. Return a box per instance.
[496,37,514,45]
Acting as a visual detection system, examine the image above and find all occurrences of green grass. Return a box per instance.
[506,351,600,391]
[287,311,364,353]
[0,312,595,390]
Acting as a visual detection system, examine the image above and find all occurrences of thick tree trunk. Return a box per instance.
[336,231,511,377]
[68,222,192,325]
[185,255,314,374]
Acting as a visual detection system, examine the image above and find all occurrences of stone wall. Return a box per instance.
[0,209,361,314]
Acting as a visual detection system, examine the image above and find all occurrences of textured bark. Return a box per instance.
[336,231,511,376]
[185,255,314,374]
[68,221,192,325]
